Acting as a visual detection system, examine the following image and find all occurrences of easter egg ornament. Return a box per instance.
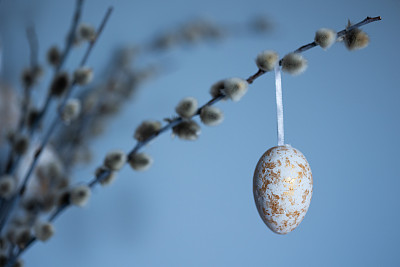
[253,64,313,234]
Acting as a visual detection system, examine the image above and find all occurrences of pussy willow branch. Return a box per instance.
[28,0,84,137]
[18,26,38,130]
[248,16,382,83]
[4,26,40,175]
[19,6,114,196]
[0,26,41,233]
[0,6,113,235]
[3,0,85,177]
[7,15,382,265]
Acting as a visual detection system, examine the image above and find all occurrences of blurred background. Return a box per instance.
[0,0,399,266]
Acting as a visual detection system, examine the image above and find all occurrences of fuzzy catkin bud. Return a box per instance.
[0,254,7,266]
[95,166,117,186]
[104,150,127,171]
[200,106,224,126]
[344,28,369,51]
[41,194,56,213]
[27,108,40,130]
[78,23,96,41]
[0,175,16,199]
[36,160,63,183]
[175,97,198,118]
[70,185,91,207]
[209,80,225,99]
[15,227,31,249]
[0,237,9,251]
[34,221,54,242]
[222,78,248,102]
[134,120,162,142]
[281,53,307,75]
[74,67,93,85]
[21,66,43,88]
[172,120,201,141]
[14,259,24,267]
[128,153,153,171]
[50,72,70,97]
[22,197,41,213]
[256,50,279,71]
[61,98,81,123]
[47,46,61,67]
[21,68,34,88]
[57,191,71,206]
[13,134,30,155]
[314,28,337,49]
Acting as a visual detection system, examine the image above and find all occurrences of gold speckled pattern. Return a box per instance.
[253,145,313,234]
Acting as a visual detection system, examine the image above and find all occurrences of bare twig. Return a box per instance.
[26,26,39,69]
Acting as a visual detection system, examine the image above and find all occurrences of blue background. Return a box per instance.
[0,0,399,266]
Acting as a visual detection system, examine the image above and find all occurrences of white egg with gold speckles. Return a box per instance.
[253,145,313,234]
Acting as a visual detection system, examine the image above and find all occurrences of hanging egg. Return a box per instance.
[253,145,313,234]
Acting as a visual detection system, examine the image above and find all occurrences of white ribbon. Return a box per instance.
[274,64,284,146]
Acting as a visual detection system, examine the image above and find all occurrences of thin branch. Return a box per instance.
[79,7,113,67]
[19,5,114,196]
[56,0,84,72]
[27,0,85,137]
[0,1,87,232]
[0,4,113,236]
[5,15,381,265]
[3,26,40,176]
[247,69,265,84]
[26,26,39,68]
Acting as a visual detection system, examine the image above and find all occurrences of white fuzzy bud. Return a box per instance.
[47,46,61,67]
[74,67,93,85]
[255,50,279,71]
[134,120,162,142]
[0,236,9,251]
[0,175,17,199]
[78,23,96,41]
[209,80,225,99]
[222,78,248,102]
[36,160,63,183]
[34,221,54,242]
[70,185,91,207]
[95,166,117,186]
[175,97,198,118]
[104,150,127,171]
[15,227,31,249]
[0,254,7,265]
[172,120,201,141]
[61,98,81,123]
[128,153,153,171]
[14,259,24,267]
[281,53,307,75]
[344,28,369,51]
[50,72,70,97]
[12,134,30,155]
[200,106,224,126]
[315,28,337,49]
